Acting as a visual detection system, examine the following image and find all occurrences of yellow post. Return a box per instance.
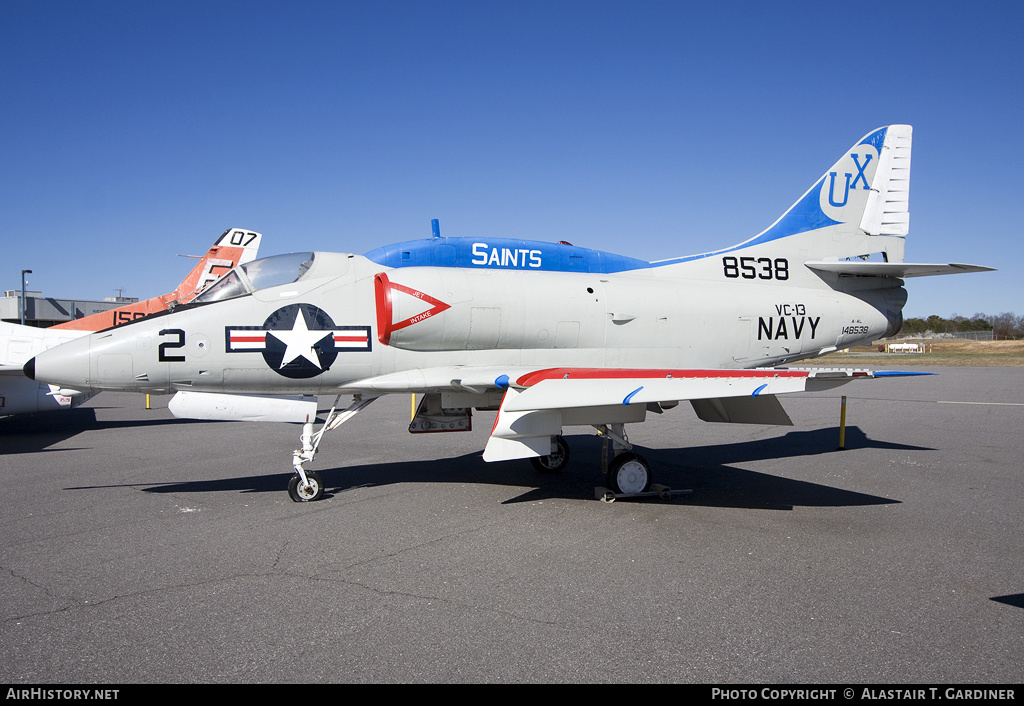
[146,394,151,410]
[411,393,416,421]
[838,395,847,449]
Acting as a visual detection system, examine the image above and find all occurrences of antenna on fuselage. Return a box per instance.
[431,218,441,239]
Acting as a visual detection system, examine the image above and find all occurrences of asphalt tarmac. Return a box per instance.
[1,367,1022,684]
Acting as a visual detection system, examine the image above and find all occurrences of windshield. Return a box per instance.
[194,252,315,303]
[241,252,314,289]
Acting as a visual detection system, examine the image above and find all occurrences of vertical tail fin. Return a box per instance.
[50,227,262,331]
[727,125,913,264]
[174,228,263,304]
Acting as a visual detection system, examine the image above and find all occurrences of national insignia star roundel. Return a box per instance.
[225,303,372,379]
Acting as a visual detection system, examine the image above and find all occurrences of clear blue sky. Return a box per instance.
[3,0,1021,318]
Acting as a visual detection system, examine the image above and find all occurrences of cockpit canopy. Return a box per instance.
[195,252,315,303]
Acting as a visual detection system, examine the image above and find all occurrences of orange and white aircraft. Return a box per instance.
[0,228,262,416]
[51,227,263,331]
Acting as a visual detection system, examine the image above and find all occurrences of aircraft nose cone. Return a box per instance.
[31,334,94,390]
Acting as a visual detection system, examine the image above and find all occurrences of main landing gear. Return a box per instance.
[530,435,571,473]
[606,452,652,495]
[288,394,378,503]
[530,424,690,502]
[595,424,654,496]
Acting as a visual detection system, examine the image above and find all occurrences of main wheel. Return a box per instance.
[530,435,570,473]
[288,470,324,502]
[607,452,652,494]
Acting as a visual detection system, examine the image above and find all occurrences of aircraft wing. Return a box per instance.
[336,365,882,396]
[502,367,856,410]
[328,365,923,463]
[472,367,926,462]
[354,366,917,404]
[805,261,995,278]
[337,366,539,394]
[165,364,927,463]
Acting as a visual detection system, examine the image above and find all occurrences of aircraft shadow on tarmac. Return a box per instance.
[0,407,193,455]
[115,425,925,511]
[990,594,1024,609]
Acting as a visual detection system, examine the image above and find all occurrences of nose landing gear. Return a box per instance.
[288,394,378,502]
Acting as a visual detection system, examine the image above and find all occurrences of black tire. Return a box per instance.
[530,435,570,473]
[288,471,324,502]
[607,452,652,494]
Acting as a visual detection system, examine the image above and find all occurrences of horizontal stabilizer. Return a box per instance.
[805,261,994,278]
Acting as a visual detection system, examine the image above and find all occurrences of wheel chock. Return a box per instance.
[595,484,693,503]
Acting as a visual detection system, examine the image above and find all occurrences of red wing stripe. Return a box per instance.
[515,368,810,387]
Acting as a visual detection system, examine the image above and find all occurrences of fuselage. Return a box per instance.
[27,246,903,396]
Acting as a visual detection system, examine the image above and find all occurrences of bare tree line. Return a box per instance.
[899,312,1023,339]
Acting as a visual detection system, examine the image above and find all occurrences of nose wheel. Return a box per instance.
[288,470,324,502]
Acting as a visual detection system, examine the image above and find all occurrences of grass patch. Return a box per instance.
[818,340,1024,367]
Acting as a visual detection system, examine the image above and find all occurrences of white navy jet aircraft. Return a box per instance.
[26,126,992,501]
